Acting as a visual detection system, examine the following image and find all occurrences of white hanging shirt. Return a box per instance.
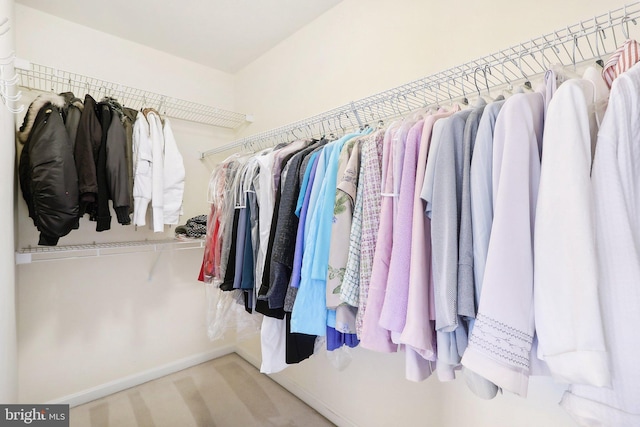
[561,61,640,427]
[461,89,545,397]
[534,69,610,387]
[162,119,185,225]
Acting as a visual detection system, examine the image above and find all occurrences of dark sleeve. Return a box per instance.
[106,117,131,224]
[18,137,36,224]
[266,154,304,309]
[65,105,82,151]
[95,104,112,231]
[74,95,101,214]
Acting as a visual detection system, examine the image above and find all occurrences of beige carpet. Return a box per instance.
[70,353,334,427]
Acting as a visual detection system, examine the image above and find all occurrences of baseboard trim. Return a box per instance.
[234,346,356,427]
[47,345,235,407]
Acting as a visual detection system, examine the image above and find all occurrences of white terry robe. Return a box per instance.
[561,61,640,427]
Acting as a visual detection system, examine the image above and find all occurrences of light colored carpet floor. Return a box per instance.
[70,353,334,427]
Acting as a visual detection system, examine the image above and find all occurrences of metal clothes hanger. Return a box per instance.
[446,77,453,105]
[595,24,605,68]
[608,12,619,48]
[620,10,637,40]
[517,50,533,90]
[460,69,469,105]
[500,56,514,95]
[374,102,384,129]
[483,65,492,97]
[473,67,482,98]
[431,83,441,108]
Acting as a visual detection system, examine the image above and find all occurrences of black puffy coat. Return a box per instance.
[18,93,80,246]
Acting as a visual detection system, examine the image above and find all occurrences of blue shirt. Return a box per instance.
[292,130,369,336]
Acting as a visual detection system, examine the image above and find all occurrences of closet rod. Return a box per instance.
[201,2,640,157]
[14,60,251,129]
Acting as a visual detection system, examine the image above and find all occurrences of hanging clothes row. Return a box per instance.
[200,39,640,426]
[18,91,186,245]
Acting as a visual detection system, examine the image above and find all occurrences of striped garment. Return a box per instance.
[340,143,367,308]
[354,130,386,337]
[602,39,640,89]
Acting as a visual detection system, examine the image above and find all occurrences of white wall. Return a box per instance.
[233,0,629,426]
[14,4,237,403]
[15,5,236,111]
[235,0,629,135]
[0,0,18,404]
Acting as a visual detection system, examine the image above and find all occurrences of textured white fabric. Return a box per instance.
[534,73,610,387]
[254,149,277,286]
[132,113,152,227]
[162,119,186,225]
[259,316,288,374]
[561,61,640,427]
[146,111,165,232]
[461,90,546,397]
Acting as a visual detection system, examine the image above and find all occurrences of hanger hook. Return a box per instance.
[366,103,375,124]
[434,83,441,107]
[402,93,411,113]
[594,23,604,68]
[473,67,482,98]
[540,42,550,70]
[346,112,356,130]
[158,96,166,114]
[483,65,491,97]
[621,12,637,40]
[446,77,452,104]
[393,94,401,117]
[459,70,468,105]
[501,56,512,90]
[517,50,532,89]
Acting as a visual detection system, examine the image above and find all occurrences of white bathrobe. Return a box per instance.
[561,62,640,427]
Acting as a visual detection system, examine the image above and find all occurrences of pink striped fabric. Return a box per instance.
[602,39,640,89]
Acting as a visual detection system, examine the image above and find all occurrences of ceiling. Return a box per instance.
[16,0,343,74]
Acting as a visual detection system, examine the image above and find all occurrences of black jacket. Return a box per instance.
[18,93,80,246]
[74,94,101,217]
[101,98,132,225]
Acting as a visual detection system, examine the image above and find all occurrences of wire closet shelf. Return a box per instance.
[15,239,205,265]
[201,2,640,157]
[15,62,249,129]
